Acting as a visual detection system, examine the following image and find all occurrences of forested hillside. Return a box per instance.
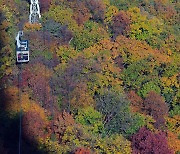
[0,0,179,153]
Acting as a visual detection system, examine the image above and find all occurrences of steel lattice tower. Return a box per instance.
[29,0,41,24]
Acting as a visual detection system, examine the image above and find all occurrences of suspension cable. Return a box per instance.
[18,63,22,154]
[17,0,42,153]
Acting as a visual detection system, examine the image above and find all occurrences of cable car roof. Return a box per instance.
[16,40,29,52]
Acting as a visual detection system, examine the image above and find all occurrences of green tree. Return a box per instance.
[121,58,160,92]
[127,7,163,41]
[75,107,104,135]
[138,81,161,98]
[96,90,145,136]
[71,21,109,51]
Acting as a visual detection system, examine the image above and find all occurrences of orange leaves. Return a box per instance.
[21,95,48,122]
[3,86,19,116]
[82,39,123,93]
[83,39,115,60]
[73,3,91,25]
[127,90,143,113]
[22,111,48,143]
[3,86,48,121]
[115,35,171,64]
[74,147,91,154]
[28,63,53,104]
[167,131,180,153]
[70,83,95,108]
[30,63,52,78]
[52,111,75,142]
[84,35,171,68]
[24,22,42,31]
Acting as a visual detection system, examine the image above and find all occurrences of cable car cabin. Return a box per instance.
[16,40,29,63]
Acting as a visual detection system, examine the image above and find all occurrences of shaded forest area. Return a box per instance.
[0,0,179,153]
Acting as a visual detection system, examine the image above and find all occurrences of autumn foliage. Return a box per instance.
[0,0,179,153]
[74,148,91,154]
[22,111,48,143]
[51,111,75,142]
[112,10,130,38]
[39,0,51,13]
[131,127,173,154]
[144,91,169,129]
[127,90,143,112]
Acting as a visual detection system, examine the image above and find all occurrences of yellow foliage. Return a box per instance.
[82,39,125,94]
[0,4,13,23]
[143,115,156,131]
[104,5,119,24]
[161,74,179,88]
[94,135,132,154]
[102,0,111,6]
[38,137,67,153]
[166,115,180,135]
[56,45,77,64]
[48,5,82,33]
[127,7,163,41]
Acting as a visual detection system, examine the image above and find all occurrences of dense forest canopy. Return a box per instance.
[0,0,179,153]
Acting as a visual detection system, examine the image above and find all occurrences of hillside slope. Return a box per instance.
[0,0,179,153]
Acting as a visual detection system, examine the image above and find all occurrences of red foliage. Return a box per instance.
[114,55,124,70]
[51,111,75,143]
[39,0,52,13]
[85,0,106,22]
[12,63,56,110]
[28,31,60,52]
[144,91,169,129]
[60,26,73,45]
[154,0,177,23]
[112,11,130,38]
[27,31,48,51]
[51,56,100,111]
[127,90,143,112]
[22,111,47,143]
[131,127,173,154]
[74,147,91,154]
[72,2,90,25]
[21,68,31,88]
[28,64,49,102]
[12,66,32,89]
